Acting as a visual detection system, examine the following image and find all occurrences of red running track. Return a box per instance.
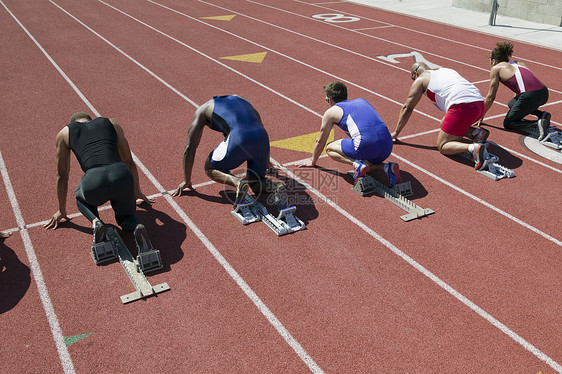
[1,0,561,373]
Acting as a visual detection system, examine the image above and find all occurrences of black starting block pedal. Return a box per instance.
[351,173,413,198]
[137,249,163,273]
[134,224,163,273]
[91,241,118,265]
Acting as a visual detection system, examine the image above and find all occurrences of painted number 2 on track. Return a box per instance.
[312,14,360,23]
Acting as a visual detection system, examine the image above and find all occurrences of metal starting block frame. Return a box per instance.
[521,125,562,150]
[231,195,306,236]
[459,150,515,181]
[351,174,434,222]
[351,174,413,198]
[261,206,306,236]
[94,227,169,304]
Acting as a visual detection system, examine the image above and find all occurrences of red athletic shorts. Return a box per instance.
[441,100,485,137]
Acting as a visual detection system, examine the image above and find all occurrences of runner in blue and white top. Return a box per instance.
[298,81,400,187]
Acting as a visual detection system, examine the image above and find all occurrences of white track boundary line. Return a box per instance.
[276,162,562,373]
[118,2,562,191]
[191,1,562,126]
[88,0,562,242]
[0,149,75,374]
[299,0,562,75]
[257,0,562,94]
[391,153,561,246]
[17,2,323,372]
[0,2,78,373]
[51,2,562,370]
[147,0,440,121]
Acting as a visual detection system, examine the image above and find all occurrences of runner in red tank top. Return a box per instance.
[481,42,551,140]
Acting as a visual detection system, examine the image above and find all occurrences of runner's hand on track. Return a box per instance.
[44,211,71,230]
[137,192,155,205]
[171,181,194,197]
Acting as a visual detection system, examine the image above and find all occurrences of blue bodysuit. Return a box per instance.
[208,95,270,180]
[335,99,393,164]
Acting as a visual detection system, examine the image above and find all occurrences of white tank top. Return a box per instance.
[425,68,483,112]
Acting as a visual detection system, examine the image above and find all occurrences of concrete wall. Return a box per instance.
[453,0,562,26]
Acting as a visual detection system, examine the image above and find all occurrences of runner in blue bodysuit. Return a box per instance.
[173,95,275,206]
[298,81,401,186]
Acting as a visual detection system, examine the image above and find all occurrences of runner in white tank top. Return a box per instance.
[392,62,489,170]
[425,68,484,112]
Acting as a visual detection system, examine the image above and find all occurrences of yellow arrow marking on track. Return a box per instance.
[201,15,236,21]
[220,52,268,63]
[270,130,335,153]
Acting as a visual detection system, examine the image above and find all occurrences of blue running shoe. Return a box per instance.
[353,160,369,183]
[384,162,402,187]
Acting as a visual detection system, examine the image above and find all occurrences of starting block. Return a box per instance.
[91,241,118,264]
[137,249,163,274]
[261,205,306,236]
[97,227,170,304]
[460,148,515,181]
[521,124,562,150]
[352,175,413,198]
[231,196,267,225]
[350,174,434,222]
[231,194,306,236]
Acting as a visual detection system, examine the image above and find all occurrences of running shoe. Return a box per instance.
[384,162,402,188]
[472,143,487,170]
[473,127,490,144]
[93,220,107,244]
[538,111,551,141]
[234,179,250,208]
[273,182,288,210]
[134,224,153,254]
[353,160,369,183]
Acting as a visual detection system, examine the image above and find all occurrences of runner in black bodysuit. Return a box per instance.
[45,112,154,248]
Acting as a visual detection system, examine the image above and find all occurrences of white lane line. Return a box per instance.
[297,0,562,76]
[0,2,78,373]
[276,160,562,373]
[49,2,561,370]
[0,149,75,374]
[194,0,560,125]
[392,152,561,246]
[32,3,324,372]
[112,0,562,202]
[248,0,489,72]
[148,0,440,121]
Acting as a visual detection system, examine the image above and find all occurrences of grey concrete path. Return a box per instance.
[347,0,562,51]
